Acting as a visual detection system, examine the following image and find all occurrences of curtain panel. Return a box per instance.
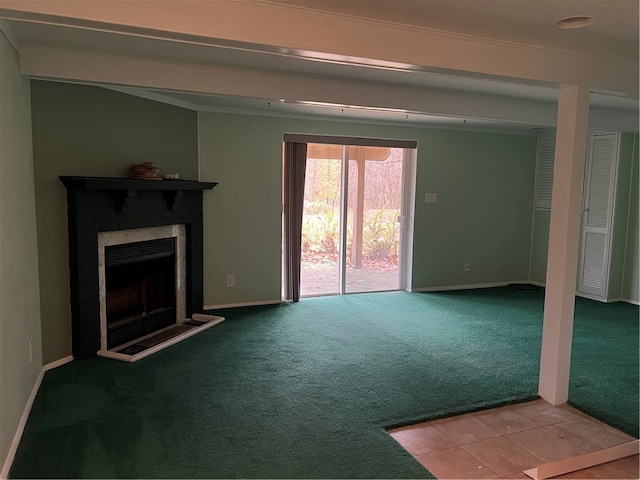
[283,142,307,302]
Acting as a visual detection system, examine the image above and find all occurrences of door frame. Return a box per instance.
[399,147,417,292]
[335,144,414,294]
[282,133,417,297]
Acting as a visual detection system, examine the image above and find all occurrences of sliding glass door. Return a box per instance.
[299,146,342,296]
[299,144,406,297]
[345,146,404,293]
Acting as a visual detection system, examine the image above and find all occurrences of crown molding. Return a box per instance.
[250,0,591,58]
[0,18,19,50]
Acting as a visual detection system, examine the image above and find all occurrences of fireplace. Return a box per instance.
[105,240,176,348]
[60,176,218,360]
[99,225,186,351]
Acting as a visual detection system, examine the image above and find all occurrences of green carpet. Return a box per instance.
[10,287,638,478]
[569,297,639,435]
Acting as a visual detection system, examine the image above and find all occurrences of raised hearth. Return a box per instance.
[60,176,217,359]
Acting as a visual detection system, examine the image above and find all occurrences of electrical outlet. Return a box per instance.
[29,338,33,363]
[464,262,471,272]
[225,274,235,288]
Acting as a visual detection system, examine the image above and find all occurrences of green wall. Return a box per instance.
[610,133,638,300]
[0,34,43,471]
[30,81,199,363]
[529,210,550,284]
[411,130,536,288]
[198,112,537,306]
[622,134,639,302]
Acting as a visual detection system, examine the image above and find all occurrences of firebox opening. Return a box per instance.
[105,238,177,349]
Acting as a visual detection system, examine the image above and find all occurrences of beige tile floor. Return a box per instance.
[388,399,639,479]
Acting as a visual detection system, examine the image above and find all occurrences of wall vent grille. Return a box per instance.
[106,238,175,267]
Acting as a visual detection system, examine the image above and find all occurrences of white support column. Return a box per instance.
[538,85,590,405]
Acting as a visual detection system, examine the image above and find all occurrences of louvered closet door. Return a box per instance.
[577,133,619,298]
[535,139,555,209]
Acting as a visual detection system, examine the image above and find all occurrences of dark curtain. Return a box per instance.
[283,142,307,302]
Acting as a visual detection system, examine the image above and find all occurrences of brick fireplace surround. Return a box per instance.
[60,176,217,360]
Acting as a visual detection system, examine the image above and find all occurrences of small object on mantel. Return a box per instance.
[130,162,160,179]
[164,173,180,180]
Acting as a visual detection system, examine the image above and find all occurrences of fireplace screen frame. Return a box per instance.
[98,225,186,352]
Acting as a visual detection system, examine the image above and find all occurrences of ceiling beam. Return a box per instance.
[19,46,562,127]
[1,0,638,95]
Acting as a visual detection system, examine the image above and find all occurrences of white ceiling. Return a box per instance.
[1,0,638,134]
[271,0,639,61]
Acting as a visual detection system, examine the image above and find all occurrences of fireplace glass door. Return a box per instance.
[105,238,177,348]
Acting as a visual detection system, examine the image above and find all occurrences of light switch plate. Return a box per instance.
[425,193,438,203]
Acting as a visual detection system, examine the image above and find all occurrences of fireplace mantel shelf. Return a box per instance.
[60,176,217,191]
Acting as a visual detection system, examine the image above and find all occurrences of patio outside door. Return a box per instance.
[299,143,406,297]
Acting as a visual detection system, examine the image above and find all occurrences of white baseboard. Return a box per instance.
[524,440,639,480]
[619,297,640,306]
[412,281,533,293]
[414,282,639,306]
[1,368,45,480]
[0,354,74,479]
[531,282,639,305]
[606,297,624,303]
[576,292,609,303]
[203,299,282,310]
[44,355,73,371]
[576,293,639,305]
[608,297,638,305]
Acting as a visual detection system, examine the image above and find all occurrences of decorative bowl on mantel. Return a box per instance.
[130,162,161,179]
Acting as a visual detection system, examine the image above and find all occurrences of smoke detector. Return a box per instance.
[555,15,596,29]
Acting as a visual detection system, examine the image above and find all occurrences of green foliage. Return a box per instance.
[361,209,400,261]
[301,201,340,264]
[301,153,402,268]
[301,204,399,266]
